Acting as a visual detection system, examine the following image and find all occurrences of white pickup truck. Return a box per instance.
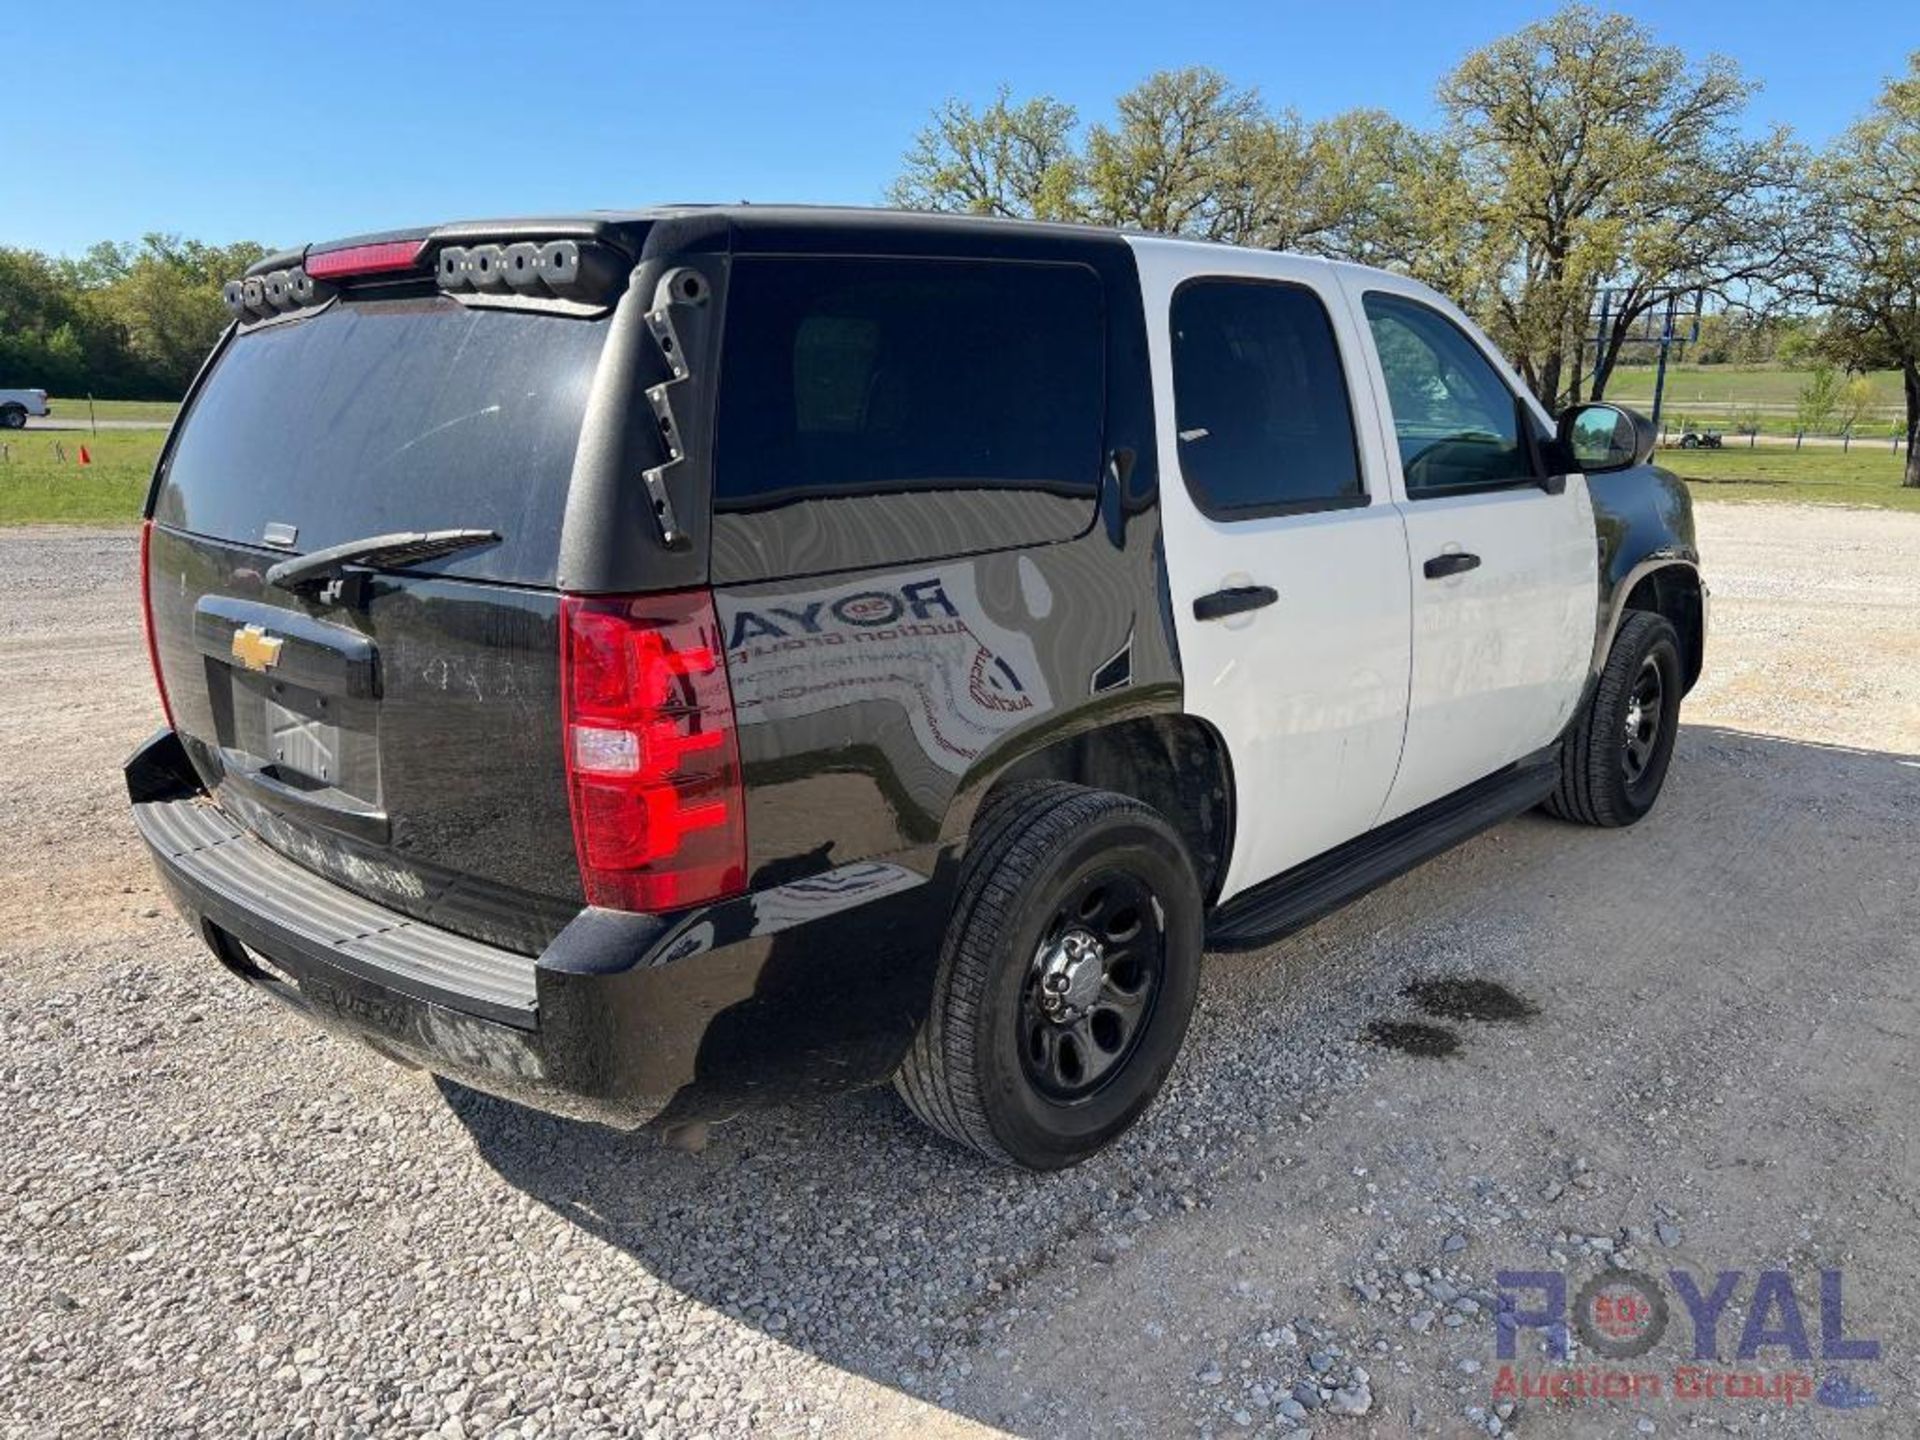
[0,389,51,428]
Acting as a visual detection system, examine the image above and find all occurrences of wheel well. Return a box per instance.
[983,714,1234,905]
[1623,565,1704,692]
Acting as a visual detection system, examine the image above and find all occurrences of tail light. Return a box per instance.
[140,520,176,730]
[304,239,426,281]
[561,590,747,912]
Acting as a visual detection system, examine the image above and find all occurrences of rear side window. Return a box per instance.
[1361,292,1535,496]
[1171,278,1364,517]
[710,256,1105,577]
[156,298,607,586]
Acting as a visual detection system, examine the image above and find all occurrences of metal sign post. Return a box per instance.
[1584,288,1702,436]
[1649,295,1679,436]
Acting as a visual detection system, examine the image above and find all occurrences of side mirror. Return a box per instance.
[1557,402,1656,474]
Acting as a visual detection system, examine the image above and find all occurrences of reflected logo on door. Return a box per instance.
[230,624,285,673]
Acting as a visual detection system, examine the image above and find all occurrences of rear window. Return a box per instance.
[1171,278,1363,517]
[155,297,607,586]
[712,255,1105,539]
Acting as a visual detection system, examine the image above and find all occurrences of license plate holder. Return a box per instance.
[264,696,343,788]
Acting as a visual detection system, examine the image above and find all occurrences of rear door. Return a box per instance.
[1131,240,1412,902]
[146,293,611,953]
[1341,276,1597,822]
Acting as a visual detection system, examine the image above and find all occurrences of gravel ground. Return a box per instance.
[2,503,1917,1438]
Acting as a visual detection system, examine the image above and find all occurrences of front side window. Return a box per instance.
[1171,278,1364,517]
[1362,292,1535,497]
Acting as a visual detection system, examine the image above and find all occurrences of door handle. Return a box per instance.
[1193,585,1278,621]
[1423,552,1482,580]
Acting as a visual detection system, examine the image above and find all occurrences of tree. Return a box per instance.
[891,71,1447,266]
[98,236,269,394]
[1795,363,1842,431]
[887,88,1083,220]
[1221,108,1447,263]
[1083,68,1266,237]
[1439,6,1792,408]
[1837,373,1880,433]
[0,235,269,399]
[1799,53,1920,486]
[1582,126,1799,401]
[0,247,131,395]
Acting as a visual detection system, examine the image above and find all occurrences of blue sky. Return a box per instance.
[2,0,1909,257]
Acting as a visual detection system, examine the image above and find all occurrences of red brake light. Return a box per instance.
[304,239,426,281]
[561,590,747,912]
[140,520,176,730]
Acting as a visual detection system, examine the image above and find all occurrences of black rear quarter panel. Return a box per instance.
[696,220,1179,886]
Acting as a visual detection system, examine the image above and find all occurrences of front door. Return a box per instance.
[1131,242,1412,903]
[1343,279,1598,823]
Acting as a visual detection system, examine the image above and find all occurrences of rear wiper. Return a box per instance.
[265,528,499,594]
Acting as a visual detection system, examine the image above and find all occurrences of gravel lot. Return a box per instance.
[3,503,1917,1438]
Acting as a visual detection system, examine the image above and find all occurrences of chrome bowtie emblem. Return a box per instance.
[230,624,285,673]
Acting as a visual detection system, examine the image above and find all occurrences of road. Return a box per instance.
[2,504,1916,1438]
[20,416,170,433]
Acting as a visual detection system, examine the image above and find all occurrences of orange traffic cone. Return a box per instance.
[78,445,91,465]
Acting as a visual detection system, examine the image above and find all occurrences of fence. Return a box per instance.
[1660,416,1908,454]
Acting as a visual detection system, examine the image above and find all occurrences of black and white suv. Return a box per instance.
[128,207,1704,1169]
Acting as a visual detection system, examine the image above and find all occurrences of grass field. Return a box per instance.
[1,428,1912,525]
[46,397,181,425]
[0,431,164,524]
[1607,363,1906,410]
[1661,443,1920,512]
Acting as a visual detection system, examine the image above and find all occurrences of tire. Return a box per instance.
[895,782,1203,1169]
[1544,611,1683,827]
[0,406,25,430]
[1679,434,1700,449]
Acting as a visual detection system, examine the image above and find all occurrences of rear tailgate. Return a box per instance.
[146,293,610,953]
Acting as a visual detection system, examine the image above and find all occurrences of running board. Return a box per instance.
[1205,751,1560,952]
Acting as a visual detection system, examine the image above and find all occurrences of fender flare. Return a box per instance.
[1591,553,1705,677]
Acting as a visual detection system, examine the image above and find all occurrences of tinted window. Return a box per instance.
[157,298,607,585]
[1361,293,1534,496]
[1170,279,1363,516]
[714,257,1105,512]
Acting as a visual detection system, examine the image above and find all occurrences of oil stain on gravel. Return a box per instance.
[1365,1020,1462,1057]
[1405,976,1537,1023]
[1365,978,1536,1057]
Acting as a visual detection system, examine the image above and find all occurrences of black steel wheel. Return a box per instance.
[1019,869,1166,1102]
[895,783,1202,1169]
[1544,611,1683,827]
[1621,654,1666,789]
[0,406,25,431]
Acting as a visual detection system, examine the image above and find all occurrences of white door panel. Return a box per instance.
[1170,506,1412,895]
[1381,484,1597,820]
[1332,267,1599,821]
[1128,238,1413,902]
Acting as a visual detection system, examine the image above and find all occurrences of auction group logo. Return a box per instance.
[1494,1268,1881,1411]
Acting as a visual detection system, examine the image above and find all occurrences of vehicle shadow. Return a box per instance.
[441,723,1919,1431]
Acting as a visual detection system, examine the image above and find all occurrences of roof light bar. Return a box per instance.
[305,239,427,281]
[437,239,627,303]
[222,267,333,322]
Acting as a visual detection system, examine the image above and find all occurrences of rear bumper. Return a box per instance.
[127,729,953,1128]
